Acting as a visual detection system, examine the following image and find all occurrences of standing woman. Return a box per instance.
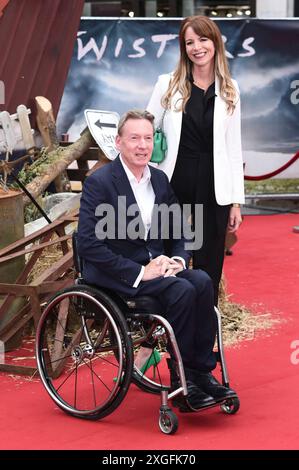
[147,15,245,304]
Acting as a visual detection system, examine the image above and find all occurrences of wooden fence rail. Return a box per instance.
[0,210,78,375]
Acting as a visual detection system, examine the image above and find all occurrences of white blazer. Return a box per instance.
[147,73,245,205]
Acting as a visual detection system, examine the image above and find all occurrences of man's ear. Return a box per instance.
[115,134,121,151]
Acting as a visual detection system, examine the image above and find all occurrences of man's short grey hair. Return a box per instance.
[117,109,155,135]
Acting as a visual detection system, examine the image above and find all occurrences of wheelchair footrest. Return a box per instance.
[171,395,220,413]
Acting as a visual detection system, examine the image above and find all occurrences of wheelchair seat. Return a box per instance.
[75,276,163,315]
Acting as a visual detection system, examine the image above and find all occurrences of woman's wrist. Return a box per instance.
[232,203,241,208]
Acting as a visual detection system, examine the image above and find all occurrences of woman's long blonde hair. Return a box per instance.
[162,16,238,114]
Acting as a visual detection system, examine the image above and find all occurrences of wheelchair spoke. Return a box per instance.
[81,357,114,393]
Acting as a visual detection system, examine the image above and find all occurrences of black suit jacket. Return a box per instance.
[77,156,191,295]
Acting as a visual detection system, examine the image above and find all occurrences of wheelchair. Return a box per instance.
[35,233,240,435]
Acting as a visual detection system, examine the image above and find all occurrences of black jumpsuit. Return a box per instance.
[171,82,230,305]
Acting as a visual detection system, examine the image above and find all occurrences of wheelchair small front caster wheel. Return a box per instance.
[159,409,178,434]
[221,396,240,415]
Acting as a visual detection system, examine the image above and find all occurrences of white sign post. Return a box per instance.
[84,109,119,161]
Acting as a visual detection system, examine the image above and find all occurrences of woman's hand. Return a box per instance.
[228,206,242,233]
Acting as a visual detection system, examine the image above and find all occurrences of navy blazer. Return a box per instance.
[77,156,192,296]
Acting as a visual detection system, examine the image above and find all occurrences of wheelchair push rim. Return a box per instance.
[36,286,133,420]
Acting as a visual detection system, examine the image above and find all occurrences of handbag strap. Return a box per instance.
[157,75,171,130]
[157,107,167,131]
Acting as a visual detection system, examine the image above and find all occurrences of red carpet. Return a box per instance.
[0,213,299,450]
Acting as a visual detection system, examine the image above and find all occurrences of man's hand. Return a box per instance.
[164,258,184,277]
[142,255,184,281]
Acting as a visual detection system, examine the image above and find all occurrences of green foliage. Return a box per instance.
[24,193,49,223]
[245,178,299,194]
[10,146,64,188]
[11,148,49,187]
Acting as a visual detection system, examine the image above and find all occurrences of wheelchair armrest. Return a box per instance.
[72,231,83,276]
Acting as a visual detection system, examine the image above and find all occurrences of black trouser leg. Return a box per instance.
[136,270,216,371]
[192,204,230,305]
[178,269,217,372]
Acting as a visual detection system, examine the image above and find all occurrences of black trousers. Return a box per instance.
[192,203,230,305]
[171,156,230,306]
[135,269,217,372]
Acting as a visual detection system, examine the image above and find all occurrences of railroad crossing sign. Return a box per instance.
[84,109,119,161]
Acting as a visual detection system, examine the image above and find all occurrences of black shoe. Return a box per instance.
[172,380,215,412]
[195,372,237,401]
[167,359,215,411]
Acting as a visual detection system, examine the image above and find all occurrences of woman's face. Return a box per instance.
[184,26,215,69]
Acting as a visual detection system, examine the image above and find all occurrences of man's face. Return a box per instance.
[115,118,154,173]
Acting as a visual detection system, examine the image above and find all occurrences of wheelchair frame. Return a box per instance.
[35,234,240,434]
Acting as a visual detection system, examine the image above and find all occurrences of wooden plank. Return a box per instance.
[0,281,71,341]
[66,169,89,180]
[80,150,103,160]
[77,158,89,170]
[30,291,42,328]
[70,181,82,192]
[37,278,73,295]
[0,218,71,257]
[51,297,69,368]
[0,235,71,264]
[0,233,52,321]
[0,303,31,338]
[0,284,36,296]
[59,208,78,220]
[55,227,69,255]
[30,251,73,285]
[0,364,38,376]
[0,217,77,376]
[59,215,78,222]
[0,310,32,343]
[17,104,35,150]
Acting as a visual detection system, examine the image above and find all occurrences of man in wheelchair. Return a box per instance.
[77,109,236,411]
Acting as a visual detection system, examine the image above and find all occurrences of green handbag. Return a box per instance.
[151,109,167,164]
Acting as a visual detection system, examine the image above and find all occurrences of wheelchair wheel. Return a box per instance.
[36,285,133,420]
[159,408,178,435]
[221,396,240,415]
[130,320,170,395]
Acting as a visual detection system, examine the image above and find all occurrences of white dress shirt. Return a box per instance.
[119,156,185,288]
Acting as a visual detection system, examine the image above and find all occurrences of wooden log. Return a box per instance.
[35,96,70,192]
[23,128,95,205]
[35,96,59,148]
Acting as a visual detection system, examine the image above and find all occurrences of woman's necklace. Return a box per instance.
[192,69,214,91]
[193,78,213,91]
[193,79,206,90]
